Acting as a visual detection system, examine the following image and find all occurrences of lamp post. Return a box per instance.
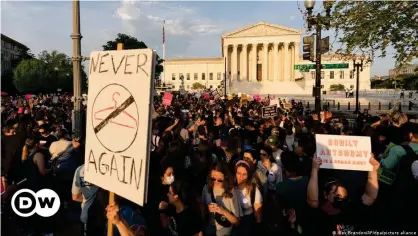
[304,0,334,115]
[71,0,83,139]
[223,57,227,97]
[353,58,364,114]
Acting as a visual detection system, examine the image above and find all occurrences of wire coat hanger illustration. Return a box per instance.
[94,92,138,129]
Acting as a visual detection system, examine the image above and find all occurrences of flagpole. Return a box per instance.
[162,20,166,86]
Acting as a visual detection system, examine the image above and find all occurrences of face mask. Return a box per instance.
[165,175,175,185]
[331,196,348,209]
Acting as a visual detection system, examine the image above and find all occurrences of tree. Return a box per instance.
[13,59,53,93]
[102,33,164,78]
[330,84,345,91]
[1,47,35,94]
[192,82,206,90]
[332,1,418,68]
[12,50,88,93]
[38,50,88,93]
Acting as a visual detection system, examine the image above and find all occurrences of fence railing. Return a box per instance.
[301,100,418,112]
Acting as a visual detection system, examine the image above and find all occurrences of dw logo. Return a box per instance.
[11,189,60,217]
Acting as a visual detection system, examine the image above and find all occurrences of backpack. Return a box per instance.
[392,145,418,194]
[209,189,232,228]
[378,145,418,186]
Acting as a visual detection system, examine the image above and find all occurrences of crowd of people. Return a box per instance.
[1,91,418,236]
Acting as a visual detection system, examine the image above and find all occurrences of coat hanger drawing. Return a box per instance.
[94,92,138,129]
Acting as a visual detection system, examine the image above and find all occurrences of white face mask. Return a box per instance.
[165,175,175,185]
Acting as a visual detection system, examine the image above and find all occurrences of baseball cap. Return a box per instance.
[266,135,279,147]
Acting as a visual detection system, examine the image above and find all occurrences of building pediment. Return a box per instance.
[222,21,302,38]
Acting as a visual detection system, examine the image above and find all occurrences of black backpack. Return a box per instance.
[209,190,232,228]
[393,145,418,196]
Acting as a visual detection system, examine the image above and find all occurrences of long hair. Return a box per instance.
[234,160,257,196]
[207,161,234,198]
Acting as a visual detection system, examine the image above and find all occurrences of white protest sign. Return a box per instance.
[85,49,155,206]
[315,134,372,171]
[270,99,279,106]
[52,96,59,104]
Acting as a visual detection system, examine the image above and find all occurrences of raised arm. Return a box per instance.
[165,118,179,132]
[362,156,380,206]
[307,155,322,208]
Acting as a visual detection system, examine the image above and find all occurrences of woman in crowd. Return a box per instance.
[202,161,242,236]
[234,160,263,236]
[256,145,283,233]
[307,154,380,235]
[161,179,203,236]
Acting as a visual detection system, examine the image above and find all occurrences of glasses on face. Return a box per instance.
[210,177,224,183]
[260,152,267,157]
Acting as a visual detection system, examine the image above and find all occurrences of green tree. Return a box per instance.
[330,84,345,91]
[1,47,34,94]
[102,33,164,78]
[38,50,88,93]
[13,59,53,93]
[332,1,418,68]
[192,82,206,90]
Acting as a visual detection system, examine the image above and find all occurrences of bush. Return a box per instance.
[330,84,345,91]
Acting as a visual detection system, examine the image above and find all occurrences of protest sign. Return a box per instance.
[262,105,277,118]
[203,93,210,99]
[162,92,173,106]
[253,95,261,102]
[270,99,279,106]
[85,49,155,206]
[315,134,372,171]
[53,96,59,104]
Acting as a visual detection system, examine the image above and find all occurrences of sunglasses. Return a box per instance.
[210,177,224,183]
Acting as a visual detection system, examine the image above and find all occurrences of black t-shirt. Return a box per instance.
[1,134,25,179]
[309,200,370,236]
[167,207,203,236]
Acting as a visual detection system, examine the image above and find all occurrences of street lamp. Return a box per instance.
[304,0,334,115]
[353,57,364,114]
[71,0,83,140]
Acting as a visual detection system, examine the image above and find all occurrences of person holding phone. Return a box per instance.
[202,161,242,236]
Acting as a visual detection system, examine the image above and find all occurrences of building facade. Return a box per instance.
[164,22,371,95]
[1,34,29,74]
[389,64,417,78]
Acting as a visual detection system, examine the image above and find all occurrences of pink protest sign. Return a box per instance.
[253,95,261,102]
[25,94,32,99]
[162,92,173,106]
[203,93,210,99]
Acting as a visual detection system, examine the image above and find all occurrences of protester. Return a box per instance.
[2,91,417,235]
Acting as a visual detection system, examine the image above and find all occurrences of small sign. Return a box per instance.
[85,49,156,206]
[262,105,277,118]
[315,134,372,171]
[52,96,59,104]
[162,92,173,106]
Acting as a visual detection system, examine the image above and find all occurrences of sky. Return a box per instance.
[1,0,396,76]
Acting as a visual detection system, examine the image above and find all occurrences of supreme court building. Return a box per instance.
[164,22,371,95]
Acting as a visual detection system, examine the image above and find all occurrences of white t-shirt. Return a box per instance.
[236,186,263,216]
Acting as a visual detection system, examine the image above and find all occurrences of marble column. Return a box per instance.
[290,43,294,81]
[263,43,269,81]
[252,43,257,81]
[273,43,279,81]
[232,44,238,81]
[242,44,248,81]
[223,45,229,80]
[283,42,289,81]
[294,42,300,81]
[279,43,284,81]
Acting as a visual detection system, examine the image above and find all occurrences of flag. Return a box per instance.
[162,20,165,44]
